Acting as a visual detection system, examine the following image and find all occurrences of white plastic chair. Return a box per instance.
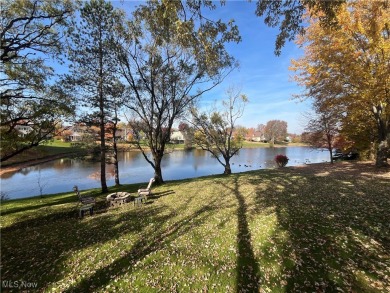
[137,178,155,202]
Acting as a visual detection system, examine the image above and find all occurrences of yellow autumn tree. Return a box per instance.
[291,1,390,167]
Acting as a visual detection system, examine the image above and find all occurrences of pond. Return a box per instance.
[1,146,329,199]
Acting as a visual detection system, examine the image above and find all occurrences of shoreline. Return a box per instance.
[0,153,79,176]
[0,144,306,176]
[2,160,388,202]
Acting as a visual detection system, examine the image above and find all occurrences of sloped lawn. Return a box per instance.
[1,162,389,292]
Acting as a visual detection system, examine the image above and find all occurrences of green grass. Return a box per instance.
[1,167,389,292]
[45,140,74,148]
[242,141,271,148]
[1,140,84,167]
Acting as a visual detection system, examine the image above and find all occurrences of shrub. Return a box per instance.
[275,154,289,167]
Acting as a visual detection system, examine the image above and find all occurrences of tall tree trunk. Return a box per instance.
[100,116,108,193]
[373,105,389,167]
[224,158,232,174]
[369,142,376,161]
[112,127,120,186]
[376,137,389,167]
[99,34,107,193]
[153,156,164,184]
[100,135,108,192]
[269,137,275,148]
[328,148,334,164]
[326,133,334,164]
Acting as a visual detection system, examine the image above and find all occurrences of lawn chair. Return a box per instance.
[137,178,155,203]
[73,185,96,217]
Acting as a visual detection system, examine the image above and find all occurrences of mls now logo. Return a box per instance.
[2,280,38,289]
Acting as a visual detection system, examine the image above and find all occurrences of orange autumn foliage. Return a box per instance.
[290,1,390,167]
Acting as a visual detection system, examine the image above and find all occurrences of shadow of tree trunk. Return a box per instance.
[218,177,261,292]
[63,197,219,292]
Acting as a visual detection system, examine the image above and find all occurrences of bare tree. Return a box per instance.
[264,120,288,146]
[303,104,341,164]
[178,122,195,150]
[191,87,248,175]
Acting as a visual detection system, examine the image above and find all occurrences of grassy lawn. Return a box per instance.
[1,140,84,167]
[1,162,389,292]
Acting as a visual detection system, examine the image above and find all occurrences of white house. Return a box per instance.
[66,124,94,142]
[15,124,33,138]
[170,130,185,144]
[251,131,266,142]
[15,122,54,139]
[69,132,83,142]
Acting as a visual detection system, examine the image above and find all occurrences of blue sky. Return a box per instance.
[198,1,310,134]
[114,1,310,134]
[65,1,309,134]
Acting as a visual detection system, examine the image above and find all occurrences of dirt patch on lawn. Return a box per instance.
[285,161,390,180]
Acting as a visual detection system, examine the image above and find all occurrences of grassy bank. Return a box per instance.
[1,140,84,167]
[1,162,389,292]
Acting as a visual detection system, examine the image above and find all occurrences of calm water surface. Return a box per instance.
[1,147,329,199]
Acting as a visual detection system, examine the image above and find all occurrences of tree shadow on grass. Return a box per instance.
[0,182,139,217]
[1,184,144,229]
[149,190,175,200]
[1,186,219,292]
[0,194,77,216]
[63,196,220,292]
[1,204,169,291]
[1,198,111,232]
[248,168,390,292]
[216,176,261,292]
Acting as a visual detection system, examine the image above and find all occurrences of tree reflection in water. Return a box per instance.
[2,147,330,199]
